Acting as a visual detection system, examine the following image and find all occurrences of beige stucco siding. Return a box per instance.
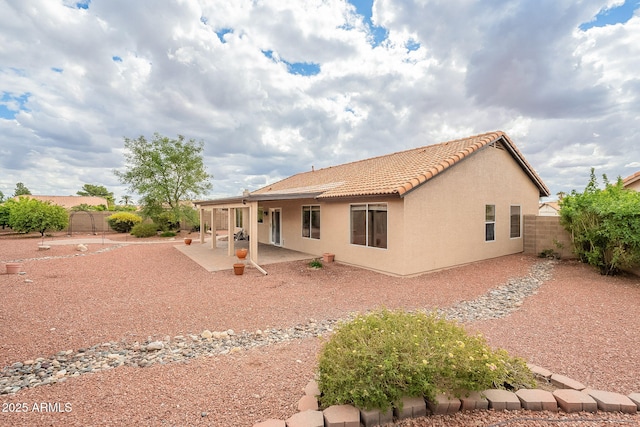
[401,144,540,275]
[626,180,640,192]
[255,197,405,274]
[253,145,541,276]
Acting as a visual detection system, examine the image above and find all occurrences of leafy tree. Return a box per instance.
[0,190,5,203]
[560,169,640,275]
[120,195,134,206]
[114,133,213,226]
[71,203,107,212]
[77,184,115,208]
[13,182,31,197]
[7,197,69,236]
[0,203,10,229]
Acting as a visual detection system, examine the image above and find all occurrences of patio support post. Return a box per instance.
[228,207,235,256]
[199,207,205,244]
[249,201,259,263]
[210,208,216,248]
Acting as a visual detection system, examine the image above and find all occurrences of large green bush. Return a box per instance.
[130,222,159,238]
[107,212,143,233]
[5,197,68,236]
[560,169,640,275]
[317,309,534,411]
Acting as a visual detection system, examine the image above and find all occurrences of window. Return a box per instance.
[350,204,387,248]
[510,205,521,238]
[302,205,320,239]
[257,207,264,224]
[485,204,495,242]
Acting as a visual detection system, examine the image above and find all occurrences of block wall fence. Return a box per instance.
[523,215,575,259]
[65,210,230,234]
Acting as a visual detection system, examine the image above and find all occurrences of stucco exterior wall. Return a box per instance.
[252,144,544,276]
[400,144,541,275]
[625,180,640,192]
[255,197,405,274]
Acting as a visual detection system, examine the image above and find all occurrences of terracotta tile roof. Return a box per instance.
[15,195,109,209]
[252,131,550,199]
[623,171,640,187]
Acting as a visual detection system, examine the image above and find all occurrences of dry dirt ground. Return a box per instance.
[0,231,639,426]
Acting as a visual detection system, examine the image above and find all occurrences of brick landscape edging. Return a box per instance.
[253,364,639,427]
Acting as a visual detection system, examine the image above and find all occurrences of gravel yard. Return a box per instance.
[0,232,639,426]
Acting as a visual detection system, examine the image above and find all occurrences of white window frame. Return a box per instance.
[485,204,496,242]
[350,203,388,249]
[510,205,522,239]
[302,205,320,239]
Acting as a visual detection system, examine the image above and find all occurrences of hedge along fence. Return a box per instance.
[523,215,574,259]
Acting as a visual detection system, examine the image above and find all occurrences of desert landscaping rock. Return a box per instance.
[1,261,558,395]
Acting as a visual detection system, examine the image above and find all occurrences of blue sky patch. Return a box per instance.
[580,0,639,30]
[51,67,63,73]
[406,39,421,52]
[347,0,388,47]
[262,50,320,76]
[112,56,123,62]
[215,28,233,44]
[0,92,30,120]
[287,62,321,76]
[76,0,90,10]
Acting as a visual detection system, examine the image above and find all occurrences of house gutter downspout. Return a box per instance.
[250,258,268,275]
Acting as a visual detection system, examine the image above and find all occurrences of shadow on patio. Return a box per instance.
[174,237,315,272]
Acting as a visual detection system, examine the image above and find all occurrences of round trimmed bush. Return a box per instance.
[317,309,534,411]
[107,212,143,233]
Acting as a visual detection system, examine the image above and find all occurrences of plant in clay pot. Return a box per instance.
[236,248,248,259]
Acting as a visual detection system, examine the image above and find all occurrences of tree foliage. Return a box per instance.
[113,133,212,224]
[13,182,31,197]
[77,184,115,208]
[559,169,640,275]
[6,197,69,236]
[0,203,10,229]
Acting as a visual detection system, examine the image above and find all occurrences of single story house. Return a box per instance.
[623,171,640,191]
[195,131,550,276]
[538,201,560,216]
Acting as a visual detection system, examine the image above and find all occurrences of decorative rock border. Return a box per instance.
[254,370,638,427]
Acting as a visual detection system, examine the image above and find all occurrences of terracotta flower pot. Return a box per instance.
[5,263,22,274]
[184,238,192,245]
[236,248,248,259]
[233,263,245,275]
[322,253,335,263]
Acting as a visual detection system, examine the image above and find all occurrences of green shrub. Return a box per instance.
[560,169,640,275]
[130,222,159,238]
[309,258,323,269]
[107,212,143,233]
[159,230,176,237]
[317,309,534,411]
[154,211,180,231]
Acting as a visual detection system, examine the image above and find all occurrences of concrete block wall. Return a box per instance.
[523,215,574,259]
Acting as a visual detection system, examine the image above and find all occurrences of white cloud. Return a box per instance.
[0,0,639,200]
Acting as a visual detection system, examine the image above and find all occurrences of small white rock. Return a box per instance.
[201,330,213,339]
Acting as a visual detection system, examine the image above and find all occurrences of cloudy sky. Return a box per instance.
[1,0,639,203]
